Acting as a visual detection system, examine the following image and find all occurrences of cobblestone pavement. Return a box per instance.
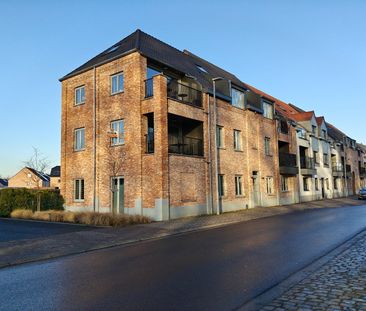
[0,196,364,269]
[262,232,366,311]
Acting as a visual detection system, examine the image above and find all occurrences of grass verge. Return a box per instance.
[10,209,151,227]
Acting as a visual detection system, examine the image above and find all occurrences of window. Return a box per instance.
[74,128,85,151]
[313,151,319,164]
[231,88,245,109]
[322,129,327,139]
[266,177,274,194]
[233,130,242,151]
[315,178,319,191]
[326,178,330,190]
[263,101,274,119]
[74,179,84,201]
[111,72,124,94]
[216,126,224,148]
[323,153,329,166]
[147,66,161,79]
[334,177,338,190]
[281,176,289,192]
[304,177,310,191]
[111,120,125,146]
[264,137,271,156]
[75,86,85,105]
[196,64,208,73]
[235,175,243,196]
[218,174,225,197]
[298,128,307,139]
[312,125,317,135]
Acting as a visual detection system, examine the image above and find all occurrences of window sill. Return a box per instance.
[74,102,85,107]
[235,195,245,198]
[74,200,84,203]
[266,154,273,157]
[111,90,124,96]
[111,143,125,147]
[234,149,243,153]
[217,147,226,150]
[74,149,85,152]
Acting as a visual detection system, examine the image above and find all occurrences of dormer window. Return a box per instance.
[196,64,208,73]
[312,125,317,135]
[263,101,274,119]
[231,88,245,109]
[322,129,327,139]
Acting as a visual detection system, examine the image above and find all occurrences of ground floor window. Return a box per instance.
[314,178,319,191]
[218,174,225,197]
[325,178,330,190]
[74,179,85,201]
[266,176,274,194]
[235,175,243,196]
[334,177,338,190]
[303,177,310,191]
[281,175,289,192]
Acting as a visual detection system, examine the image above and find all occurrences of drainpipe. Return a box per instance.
[207,94,214,214]
[212,77,223,215]
[343,136,348,197]
[93,66,97,212]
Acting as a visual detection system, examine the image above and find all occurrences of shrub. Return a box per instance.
[10,209,34,219]
[0,188,64,217]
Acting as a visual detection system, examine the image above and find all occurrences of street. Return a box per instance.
[1,204,366,311]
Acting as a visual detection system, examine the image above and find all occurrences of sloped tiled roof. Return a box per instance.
[290,111,315,122]
[50,165,60,177]
[326,122,346,142]
[26,167,50,182]
[316,116,325,126]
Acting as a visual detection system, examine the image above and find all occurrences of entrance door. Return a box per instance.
[252,173,260,207]
[112,177,124,214]
[321,178,325,199]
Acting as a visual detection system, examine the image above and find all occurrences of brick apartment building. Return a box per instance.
[60,29,366,220]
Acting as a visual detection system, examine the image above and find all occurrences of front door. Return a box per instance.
[252,174,260,207]
[112,177,124,214]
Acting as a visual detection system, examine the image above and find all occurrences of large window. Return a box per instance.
[264,137,271,156]
[218,174,225,197]
[334,177,338,190]
[233,130,242,151]
[231,88,245,109]
[266,177,273,194]
[111,72,124,94]
[74,128,85,151]
[216,126,224,148]
[235,175,243,196]
[75,86,85,105]
[304,177,310,191]
[111,120,125,146]
[315,178,319,191]
[74,179,84,201]
[281,176,289,192]
[263,101,274,119]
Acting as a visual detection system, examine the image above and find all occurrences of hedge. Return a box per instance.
[0,188,64,217]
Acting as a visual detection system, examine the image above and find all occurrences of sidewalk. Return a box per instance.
[0,196,364,269]
[261,230,366,310]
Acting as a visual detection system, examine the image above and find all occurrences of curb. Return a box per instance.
[237,228,366,311]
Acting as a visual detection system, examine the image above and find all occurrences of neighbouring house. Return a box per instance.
[8,167,50,189]
[59,29,364,221]
[0,179,8,189]
[50,165,61,189]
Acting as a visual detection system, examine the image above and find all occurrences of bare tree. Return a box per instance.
[23,147,50,211]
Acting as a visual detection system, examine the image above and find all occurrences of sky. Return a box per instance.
[0,0,365,177]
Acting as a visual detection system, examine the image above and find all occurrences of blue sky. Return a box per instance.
[1,0,365,177]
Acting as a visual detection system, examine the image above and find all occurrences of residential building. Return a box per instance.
[8,167,50,189]
[50,165,61,189]
[0,179,8,189]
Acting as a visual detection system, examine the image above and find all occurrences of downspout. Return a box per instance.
[343,137,348,197]
[213,80,220,215]
[207,94,214,214]
[93,66,97,212]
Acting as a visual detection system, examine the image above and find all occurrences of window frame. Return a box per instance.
[110,119,125,146]
[218,174,225,197]
[216,126,224,148]
[74,85,85,106]
[264,137,271,156]
[231,88,245,109]
[235,175,243,196]
[281,175,289,192]
[304,177,310,191]
[315,177,319,191]
[74,127,85,151]
[111,72,124,95]
[262,101,274,119]
[265,176,274,195]
[74,178,85,202]
[233,129,242,151]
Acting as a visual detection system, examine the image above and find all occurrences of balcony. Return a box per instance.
[167,80,202,108]
[332,163,344,177]
[300,156,316,176]
[168,137,203,156]
[144,78,154,98]
[279,153,298,175]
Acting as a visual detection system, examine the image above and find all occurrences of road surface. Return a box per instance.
[1,205,366,310]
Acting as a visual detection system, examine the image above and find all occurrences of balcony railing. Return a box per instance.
[145,132,154,153]
[300,156,315,169]
[169,137,203,156]
[167,80,202,108]
[145,78,154,98]
[279,153,297,167]
[332,163,343,172]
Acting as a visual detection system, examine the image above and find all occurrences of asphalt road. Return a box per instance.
[0,218,94,242]
[1,205,366,311]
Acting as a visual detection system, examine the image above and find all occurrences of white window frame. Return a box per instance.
[231,88,245,109]
[216,126,224,148]
[75,86,85,105]
[235,175,243,196]
[281,176,289,192]
[111,72,124,95]
[110,120,125,146]
[74,128,85,151]
[263,101,274,119]
[74,179,85,202]
[233,130,242,151]
[266,176,274,194]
